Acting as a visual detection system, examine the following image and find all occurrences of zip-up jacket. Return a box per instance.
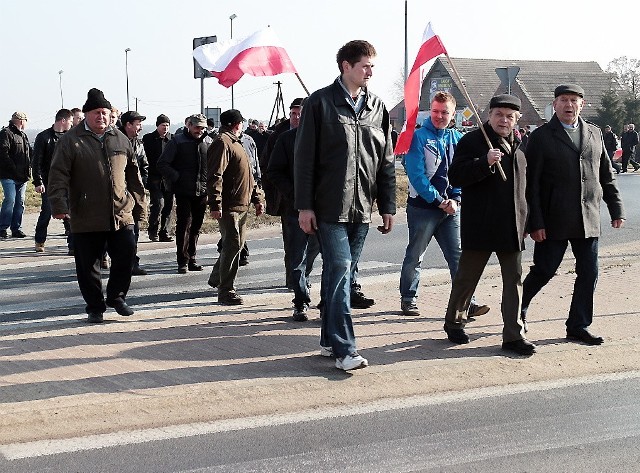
[294,79,396,223]
[32,126,64,187]
[404,117,462,209]
[0,122,31,182]
[47,121,146,233]
[157,128,212,197]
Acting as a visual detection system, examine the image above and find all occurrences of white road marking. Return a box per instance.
[1,370,638,460]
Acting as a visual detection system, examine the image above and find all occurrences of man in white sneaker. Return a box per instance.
[295,40,396,371]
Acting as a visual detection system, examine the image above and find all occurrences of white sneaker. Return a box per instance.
[335,353,368,371]
[320,346,333,357]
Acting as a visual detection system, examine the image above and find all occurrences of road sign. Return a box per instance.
[461,107,474,120]
[193,36,217,79]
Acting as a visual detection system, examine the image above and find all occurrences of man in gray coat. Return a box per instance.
[522,84,625,345]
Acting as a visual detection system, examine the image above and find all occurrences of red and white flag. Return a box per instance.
[193,27,297,88]
[394,22,447,155]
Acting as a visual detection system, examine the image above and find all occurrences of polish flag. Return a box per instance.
[193,27,297,88]
[395,23,447,155]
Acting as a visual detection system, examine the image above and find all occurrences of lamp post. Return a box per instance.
[58,70,64,108]
[229,13,237,109]
[125,48,131,111]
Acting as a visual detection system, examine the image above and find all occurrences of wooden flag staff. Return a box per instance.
[445,54,507,181]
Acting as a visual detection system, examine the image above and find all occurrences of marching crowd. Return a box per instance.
[0,40,625,371]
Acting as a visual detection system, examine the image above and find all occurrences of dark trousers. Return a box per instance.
[209,211,247,293]
[35,191,70,244]
[287,215,320,306]
[72,226,136,314]
[445,250,524,342]
[175,194,207,267]
[621,148,638,170]
[522,237,599,332]
[147,176,174,237]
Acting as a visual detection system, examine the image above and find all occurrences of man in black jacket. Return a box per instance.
[267,100,321,321]
[443,95,534,355]
[32,109,73,252]
[157,114,212,274]
[294,40,396,371]
[603,125,621,173]
[620,123,639,172]
[142,114,174,242]
[0,112,31,239]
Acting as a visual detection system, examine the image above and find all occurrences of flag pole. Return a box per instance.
[445,54,507,181]
[295,73,310,96]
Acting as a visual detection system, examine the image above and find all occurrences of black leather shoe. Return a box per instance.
[177,266,188,274]
[0,230,7,239]
[219,291,243,305]
[239,258,249,266]
[158,233,174,242]
[149,234,159,242]
[351,289,375,309]
[502,338,536,355]
[87,313,104,323]
[207,277,218,288]
[11,230,26,238]
[132,266,148,276]
[106,300,134,316]
[444,324,469,344]
[566,329,604,345]
[188,261,203,271]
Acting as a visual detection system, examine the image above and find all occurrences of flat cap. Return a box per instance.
[289,97,305,108]
[120,110,146,125]
[188,114,207,127]
[554,83,584,98]
[220,109,244,127]
[11,111,28,120]
[489,94,521,111]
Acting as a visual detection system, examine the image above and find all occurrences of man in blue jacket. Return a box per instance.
[399,92,489,319]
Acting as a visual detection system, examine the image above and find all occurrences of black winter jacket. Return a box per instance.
[32,127,65,187]
[294,79,396,223]
[142,129,172,178]
[157,128,212,197]
[0,122,30,182]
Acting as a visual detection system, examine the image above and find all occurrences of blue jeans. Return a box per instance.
[0,179,27,233]
[316,221,369,358]
[399,205,461,302]
[522,237,599,332]
[287,215,320,306]
[34,191,70,244]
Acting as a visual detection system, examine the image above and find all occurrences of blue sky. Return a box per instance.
[2,0,637,130]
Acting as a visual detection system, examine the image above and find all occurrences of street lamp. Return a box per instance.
[230,14,237,108]
[125,48,131,111]
[58,70,64,108]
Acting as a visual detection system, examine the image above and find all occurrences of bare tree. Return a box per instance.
[606,56,640,98]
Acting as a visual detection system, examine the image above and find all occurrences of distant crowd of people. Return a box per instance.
[0,40,626,371]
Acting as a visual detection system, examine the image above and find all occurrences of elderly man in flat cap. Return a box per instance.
[522,84,625,346]
[48,88,146,323]
[443,94,535,356]
[0,112,31,239]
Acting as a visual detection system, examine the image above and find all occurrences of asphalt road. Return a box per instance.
[2,373,638,472]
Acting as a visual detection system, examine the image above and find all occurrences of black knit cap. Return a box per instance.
[220,109,244,126]
[489,94,521,111]
[156,114,170,126]
[82,88,112,112]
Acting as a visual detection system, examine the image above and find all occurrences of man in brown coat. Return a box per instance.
[206,109,263,305]
[443,94,534,356]
[48,88,146,323]
[522,84,625,345]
